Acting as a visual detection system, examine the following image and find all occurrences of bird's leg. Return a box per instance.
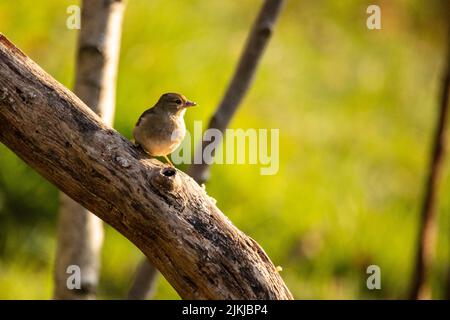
[163,155,174,167]
[132,140,141,149]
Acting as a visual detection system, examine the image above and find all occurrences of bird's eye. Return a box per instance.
[175,99,182,105]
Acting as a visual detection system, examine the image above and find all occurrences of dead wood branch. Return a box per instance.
[0,34,293,300]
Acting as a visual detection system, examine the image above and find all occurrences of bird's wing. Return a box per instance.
[135,107,157,126]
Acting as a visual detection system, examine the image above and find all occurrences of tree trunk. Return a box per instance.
[0,34,293,300]
[53,0,125,299]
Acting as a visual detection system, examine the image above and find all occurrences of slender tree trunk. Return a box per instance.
[408,33,450,300]
[127,0,286,299]
[53,0,125,299]
[0,34,293,300]
[127,259,158,300]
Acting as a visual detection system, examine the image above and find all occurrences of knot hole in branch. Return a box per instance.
[162,167,176,177]
[150,166,181,193]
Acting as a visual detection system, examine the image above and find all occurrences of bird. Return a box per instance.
[133,93,196,166]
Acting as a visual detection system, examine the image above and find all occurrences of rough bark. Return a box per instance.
[0,34,293,300]
[128,0,286,299]
[408,34,450,300]
[54,0,125,299]
[188,0,285,184]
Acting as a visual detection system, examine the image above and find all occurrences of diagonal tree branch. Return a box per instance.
[54,0,126,300]
[127,0,286,299]
[0,34,293,300]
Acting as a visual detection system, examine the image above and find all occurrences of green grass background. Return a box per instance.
[0,0,449,299]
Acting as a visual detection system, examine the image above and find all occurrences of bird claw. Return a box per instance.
[163,155,175,167]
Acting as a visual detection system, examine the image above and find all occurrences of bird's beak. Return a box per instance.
[185,100,197,107]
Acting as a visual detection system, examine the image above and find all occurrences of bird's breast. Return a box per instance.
[134,112,187,156]
[170,118,186,142]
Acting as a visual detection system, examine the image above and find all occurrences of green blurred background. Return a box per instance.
[0,0,449,299]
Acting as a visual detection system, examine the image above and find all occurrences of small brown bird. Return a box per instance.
[133,93,196,166]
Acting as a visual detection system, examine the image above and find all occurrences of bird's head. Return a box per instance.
[156,93,196,114]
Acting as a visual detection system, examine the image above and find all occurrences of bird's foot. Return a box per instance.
[163,155,175,167]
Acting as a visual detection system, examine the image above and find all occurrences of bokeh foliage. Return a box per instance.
[0,0,448,299]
